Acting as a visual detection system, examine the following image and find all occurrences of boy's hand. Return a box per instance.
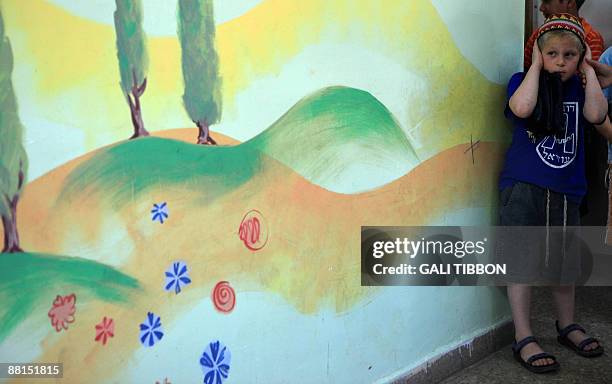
[581,44,608,125]
[531,42,543,70]
[580,46,593,88]
[580,46,593,73]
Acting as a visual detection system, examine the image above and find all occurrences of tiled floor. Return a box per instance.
[440,287,612,384]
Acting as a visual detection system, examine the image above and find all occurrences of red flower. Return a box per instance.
[212,281,236,313]
[95,317,115,345]
[48,294,76,332]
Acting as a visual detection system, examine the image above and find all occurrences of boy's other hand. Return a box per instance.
[531,43,543,70]
[586,58,612,89]
[580,46,593,88]
[580,46,593,73]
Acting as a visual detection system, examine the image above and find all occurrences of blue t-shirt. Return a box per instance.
[499,72,586,203]
[601,47,612,101]
[599,47,612,162]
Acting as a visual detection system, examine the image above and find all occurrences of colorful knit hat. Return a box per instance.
[536,13,586,49]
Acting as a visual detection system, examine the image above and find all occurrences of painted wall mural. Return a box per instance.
[0,0,523,382]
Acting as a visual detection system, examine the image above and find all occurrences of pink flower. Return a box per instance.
[48,294,76,332]
[95,317,115,345]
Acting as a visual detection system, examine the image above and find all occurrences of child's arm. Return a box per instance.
[582,47,608,124]
[509,42,543,118]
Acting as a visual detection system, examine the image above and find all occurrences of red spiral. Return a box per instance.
[239,217,260,244]
[212,281,235,313]
[238,210,268,251]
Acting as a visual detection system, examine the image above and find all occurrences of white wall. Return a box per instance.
[581,0,612,48]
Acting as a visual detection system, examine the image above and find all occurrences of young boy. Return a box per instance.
[500,14,610,374]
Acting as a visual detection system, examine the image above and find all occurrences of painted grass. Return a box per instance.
[247,86,415,154]
[60,86,414,204]
[0,252,140,342]
[245,86,419,185]
[60,136,264,207]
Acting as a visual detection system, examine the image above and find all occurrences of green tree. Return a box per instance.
[178,0,222,145]
[0,8,28,253]
[114,0,149,139]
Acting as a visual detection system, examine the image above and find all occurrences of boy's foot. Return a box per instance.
[556,321,604,357]
[560,326,600,351]
[518,340,556,366]
[512,336,560,373]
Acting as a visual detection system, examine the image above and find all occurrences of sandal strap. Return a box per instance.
[526,352,556,365]
[577,337,599,351]
[512,335,538,353]
[556,321,586,338]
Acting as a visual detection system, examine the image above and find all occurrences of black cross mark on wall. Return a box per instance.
[464,134,480,165]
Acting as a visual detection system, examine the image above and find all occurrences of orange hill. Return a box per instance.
[10,138,504,314]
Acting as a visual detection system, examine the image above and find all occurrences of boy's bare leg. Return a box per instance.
[551,285,599,351]
[508,284,554,366]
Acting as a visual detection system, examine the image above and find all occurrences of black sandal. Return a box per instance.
[556,321,604,358]
[512,336,560,374]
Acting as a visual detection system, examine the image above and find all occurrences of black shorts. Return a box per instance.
[496,182,582,284]
[499,182,580,226]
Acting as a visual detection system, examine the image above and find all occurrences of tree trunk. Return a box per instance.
[127,72,149,139]
[196,120,216,145]
[2,196,22,253]
[127,92,149,139]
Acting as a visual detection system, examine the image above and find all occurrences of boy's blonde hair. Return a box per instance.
[537,29,585,56]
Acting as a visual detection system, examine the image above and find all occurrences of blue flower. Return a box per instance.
[151,202,169,224]
[139,312,163,347]
[200,340,231,384]
[164,261,192,294]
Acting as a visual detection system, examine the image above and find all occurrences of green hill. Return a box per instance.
[60,86,416,204]
[245,86,419,192]
[0,252,140,342]
[60,138,264,207]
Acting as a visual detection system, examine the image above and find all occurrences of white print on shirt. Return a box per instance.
[536,102,578,168]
